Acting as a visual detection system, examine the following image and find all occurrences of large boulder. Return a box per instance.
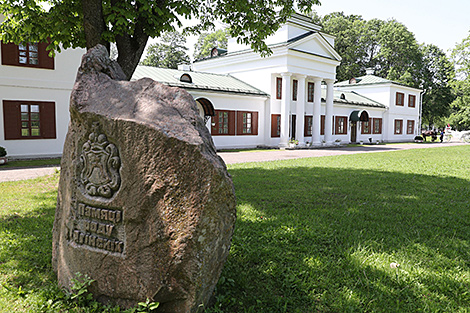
[52,45,236,312]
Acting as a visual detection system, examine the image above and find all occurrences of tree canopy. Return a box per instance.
[0,0,319,80]
[448,31,470,130]
[140,31,190,69]
[193,29,229,60]
[317,11,456,128]
[419,44,455,127]
[319,13,422,87]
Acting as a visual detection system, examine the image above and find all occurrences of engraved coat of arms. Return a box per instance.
[79,128,121,198]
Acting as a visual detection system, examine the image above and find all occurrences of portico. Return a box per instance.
[278,73,337,148]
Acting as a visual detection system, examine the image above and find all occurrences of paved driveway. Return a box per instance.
[0,142,465,182]
[218,142,465,164]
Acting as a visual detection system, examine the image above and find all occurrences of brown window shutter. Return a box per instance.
[236,111,243,135]
[3,101,22,140]
[38,42,55,69]
[304,116,309,137]
[40,101,56,139]
[1,41,19,66]
[252,111,258,135]
[228,110,236,135]
[320,115,325,135]
[271,114,280,137]
[211,114,217,135]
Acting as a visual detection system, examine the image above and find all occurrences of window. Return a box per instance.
[396,92,404,106]
[179,73,192,83]
[237,111,258,135]
[361,121,371,134]
[307,82,314,102]
[211,110,235,136]
[3,100,56,140]
[1,41,54,69]
[304,115,312,137]
[335,116,348,135]
[271,114,281,137]
[292,79,298,101]
[304,115,326,136]
[394,119,403,134]
[276,77,282,99]
[19,43,39,65]
[408,95,416,108]
[372,118,382,134]
[407,120,415,134]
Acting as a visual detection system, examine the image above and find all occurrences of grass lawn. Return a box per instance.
[0,158,61,169]
[1,146,470,312]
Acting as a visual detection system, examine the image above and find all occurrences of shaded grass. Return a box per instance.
[1,146,470,312]
[0,174,63,311]
[209,146,470,312]
[0,158,61,169]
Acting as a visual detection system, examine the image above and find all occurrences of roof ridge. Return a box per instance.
[138,65,235,78]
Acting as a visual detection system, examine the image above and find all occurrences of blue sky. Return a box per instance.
[313,0,470,53]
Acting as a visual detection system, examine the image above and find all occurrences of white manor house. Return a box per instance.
[1,13,422,158]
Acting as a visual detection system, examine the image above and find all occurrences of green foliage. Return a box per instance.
[319,12,366,81]
[420,44,455,127]
[449,30,470,130]
[66,272,95,306]
[319,13,423,87]
[0,0,320,79]
[375,19,422,87]
[140,31,190,69]
[0,146,6,157]
[136,298,160,312]
[193,29,229,60]
[318,12,455,126]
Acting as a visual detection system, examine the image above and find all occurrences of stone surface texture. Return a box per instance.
[52,45,236,312]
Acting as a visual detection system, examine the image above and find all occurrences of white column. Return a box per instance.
[324,79,335,144]
[295,75,307,146]
[311,77,322,145]
[279,72,292,148]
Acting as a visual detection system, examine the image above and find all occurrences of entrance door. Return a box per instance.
[290,115,296,139]
[351,121,357,143]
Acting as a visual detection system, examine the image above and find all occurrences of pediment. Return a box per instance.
[288,33,342,61]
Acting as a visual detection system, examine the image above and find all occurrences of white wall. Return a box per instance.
[337,83,421,142]
[189,91,269,149]
[0,47,84,158]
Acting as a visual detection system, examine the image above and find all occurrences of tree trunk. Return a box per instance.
[82,0,109,51]
[116,34,149,81]
[82,0,149,80]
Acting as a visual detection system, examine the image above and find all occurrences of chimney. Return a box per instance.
[178,64,191,71]
[366,68,375,75]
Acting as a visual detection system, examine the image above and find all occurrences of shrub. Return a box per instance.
[0,146,6,157]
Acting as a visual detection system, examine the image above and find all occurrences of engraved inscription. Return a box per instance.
[66,201,124,255]
[79,124,121,199]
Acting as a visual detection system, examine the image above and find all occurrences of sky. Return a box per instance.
[313,0,470,53]
[149,0,470,60]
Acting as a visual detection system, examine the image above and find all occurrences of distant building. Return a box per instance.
[1,13,422,158]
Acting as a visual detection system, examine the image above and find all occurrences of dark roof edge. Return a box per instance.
[163,82,270,97]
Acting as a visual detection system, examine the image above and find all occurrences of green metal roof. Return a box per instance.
[335,74,394,87]
[323,89,386,109]
[132,66,269,97]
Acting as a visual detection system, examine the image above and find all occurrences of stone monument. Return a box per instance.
[52,45,237,312]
